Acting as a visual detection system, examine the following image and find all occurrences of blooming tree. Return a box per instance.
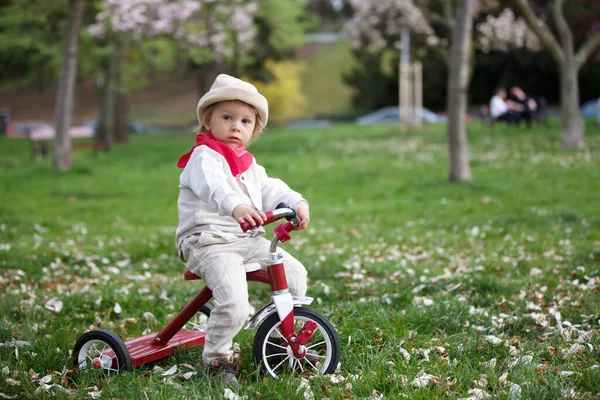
[344,0,437,52]
[89,0,259,72]
[477,8,541,53]
[87,0,260,142]
[510,0,600,149]
[343,0,501,183]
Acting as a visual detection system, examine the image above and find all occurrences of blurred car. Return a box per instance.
[84,119,156,134]
[356,106,447,125]
[6,120,94,141]
[580,99,599,118]
[286,119,332,129]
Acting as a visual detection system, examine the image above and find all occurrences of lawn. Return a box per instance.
[0,120,599,399]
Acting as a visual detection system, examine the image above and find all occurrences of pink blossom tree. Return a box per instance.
[344,0,500,183]
[89,0,259,93]
[88,0,260,142]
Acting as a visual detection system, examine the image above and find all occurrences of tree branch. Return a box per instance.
[443,1,454,28]
[551,0,573,52]
[511,0,564,64]
[575,30,600,70]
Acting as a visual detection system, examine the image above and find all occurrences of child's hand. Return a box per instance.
[232,204,267,228]
[295,201,310,230]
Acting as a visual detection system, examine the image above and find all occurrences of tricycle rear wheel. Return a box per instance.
[73,329,133,375]
[184,303,213,331]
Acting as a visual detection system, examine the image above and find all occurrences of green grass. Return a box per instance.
[1,120,599,399]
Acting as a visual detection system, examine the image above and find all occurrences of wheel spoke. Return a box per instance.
[266,340,287,350]
[90,343,103,356]
[106,366,119,375]
[265,352,288,359]
[303,357,319,372]
[271,355,291,372]
[306,341,325,350]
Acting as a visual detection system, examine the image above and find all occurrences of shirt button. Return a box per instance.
[241,175,245,181]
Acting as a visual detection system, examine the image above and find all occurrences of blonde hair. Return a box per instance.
[199,101,264,139]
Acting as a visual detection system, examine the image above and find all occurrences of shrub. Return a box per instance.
[246,59,307,125]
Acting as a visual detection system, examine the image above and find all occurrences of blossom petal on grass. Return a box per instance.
[113,303,122,314]
[467,388,491,398]
[484,335,502,345]
[481,358,497,368]
[411,372,440,388]
[399,347,411,361]
[530,267,543,276]
[161,365,177,377]
[0,394,17,399]
[44,299,63,313]
[564,344,585,359]
[509,383,522,399]
[499,372,508,384]
[181,371,196,380]
[224,388,247,400]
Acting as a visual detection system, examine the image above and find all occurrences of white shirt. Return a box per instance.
[175,146,304,247]
[490,95,508,118]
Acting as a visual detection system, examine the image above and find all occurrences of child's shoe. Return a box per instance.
[205,357,241,390]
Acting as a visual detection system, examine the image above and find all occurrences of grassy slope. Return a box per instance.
[298,40,356,118]
[0,120,599,399]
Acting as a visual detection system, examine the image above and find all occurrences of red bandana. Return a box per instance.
[177,132,253,176]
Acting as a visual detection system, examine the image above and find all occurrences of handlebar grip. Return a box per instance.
[240,211,276,232]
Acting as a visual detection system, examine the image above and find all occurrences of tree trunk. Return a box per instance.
[196,62,221,98]
[53,0,85,171]
[97,44,118,144]
[113,42,128,143]
[114,92,129,143]
[559,60,585,149]
[447,0,475,183]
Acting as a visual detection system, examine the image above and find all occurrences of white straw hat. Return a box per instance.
[196,74,269,132]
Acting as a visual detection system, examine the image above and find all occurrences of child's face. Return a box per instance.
[206,101,257,148]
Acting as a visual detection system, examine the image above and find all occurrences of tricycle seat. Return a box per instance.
[184,262,262,280]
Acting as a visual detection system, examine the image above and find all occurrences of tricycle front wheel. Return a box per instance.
[252,307,340,378]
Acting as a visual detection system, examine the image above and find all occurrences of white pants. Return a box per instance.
[180,233,308,363]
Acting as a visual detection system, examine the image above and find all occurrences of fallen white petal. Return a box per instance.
[44,299,63,313]
[499,372,508,384]
[399,348,411,361]
[181,371,196,380]
[509,383,522,399]
[484,335,502,345]
[161,365,177,376]
[468,388,490,398]
[411,373,439,388]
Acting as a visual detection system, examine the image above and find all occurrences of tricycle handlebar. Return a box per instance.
[240,207,297,232]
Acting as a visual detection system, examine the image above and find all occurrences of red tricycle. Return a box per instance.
[72,206,340,379]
